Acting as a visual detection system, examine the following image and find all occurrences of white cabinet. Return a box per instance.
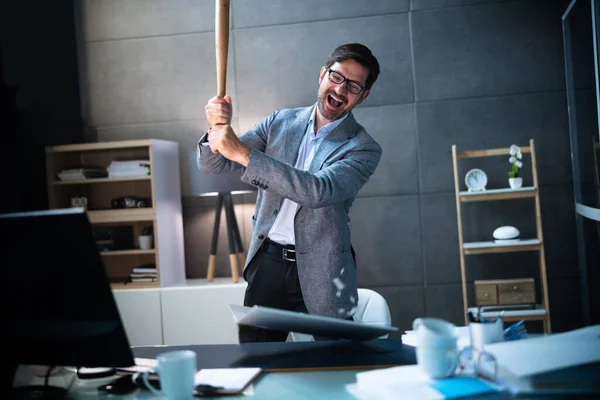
[112,279,247,346]
[161,279,247,345]
[113,288,163,346]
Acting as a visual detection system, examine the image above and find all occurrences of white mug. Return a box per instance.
[469,318,504,351]
[142,350,197,400]
[416,346,459,379]
[412,318,459,349]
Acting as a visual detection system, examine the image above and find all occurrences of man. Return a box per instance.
[197,43,382,342]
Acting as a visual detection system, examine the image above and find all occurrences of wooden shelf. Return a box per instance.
[463,239,541,255]
[100,249,156,256]
[468,305,547,322]
[53,176,151,185]
[459,187,536,202]
[46,139,186,290]
[47,139,155,153]
[456,146,532,159]
[452,140,551,332]
[87,208,155,224]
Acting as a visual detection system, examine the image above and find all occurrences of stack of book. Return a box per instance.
[57,167,106,180]
[130,265,157,283]
[108,160,150,178]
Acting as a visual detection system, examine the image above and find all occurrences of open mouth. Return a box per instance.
[326,93,346,110]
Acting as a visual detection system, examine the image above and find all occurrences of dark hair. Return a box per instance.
[324,43,380,90]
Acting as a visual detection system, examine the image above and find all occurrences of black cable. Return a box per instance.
[44,365,55,387]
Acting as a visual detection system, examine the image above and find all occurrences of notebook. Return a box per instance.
[480,325,600,395]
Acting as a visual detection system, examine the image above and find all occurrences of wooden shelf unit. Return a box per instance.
[452,139,551,332]
[45,139,185,289]
[459,187,537,202]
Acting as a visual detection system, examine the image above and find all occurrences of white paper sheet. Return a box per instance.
[194,367,262,393]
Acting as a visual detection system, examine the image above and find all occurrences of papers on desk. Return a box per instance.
[480,324,600,395]
[195,367,262,395]
[118,359,262,394]
[346,365,498,400]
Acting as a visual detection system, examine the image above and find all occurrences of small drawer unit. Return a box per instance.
[474,278,536,306]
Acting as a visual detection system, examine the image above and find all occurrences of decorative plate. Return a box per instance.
[465,168,487,192]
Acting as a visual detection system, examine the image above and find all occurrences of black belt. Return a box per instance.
[264,238,296,262]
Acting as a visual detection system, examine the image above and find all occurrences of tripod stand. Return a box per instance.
[207,192,246,283]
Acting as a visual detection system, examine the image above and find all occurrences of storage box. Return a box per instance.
[474,278,536,306]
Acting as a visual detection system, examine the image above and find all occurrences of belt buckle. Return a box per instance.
[282,248,296,262]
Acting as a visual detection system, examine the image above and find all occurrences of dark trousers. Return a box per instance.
[240,240,352,343]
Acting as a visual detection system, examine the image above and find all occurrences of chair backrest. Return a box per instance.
[354,288,392,330]
[289,288,391,341]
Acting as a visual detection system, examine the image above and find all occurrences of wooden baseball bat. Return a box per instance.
[213,0,240,283]
[215,0,230,98]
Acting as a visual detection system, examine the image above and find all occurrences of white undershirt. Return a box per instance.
[267,106,348,245]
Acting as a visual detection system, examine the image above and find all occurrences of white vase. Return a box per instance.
[508,177,523,189]
[138,235,153,249]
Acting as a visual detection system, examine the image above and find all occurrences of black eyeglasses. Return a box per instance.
[326,68,365,95]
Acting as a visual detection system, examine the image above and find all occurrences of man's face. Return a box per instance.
[317,59,371,123]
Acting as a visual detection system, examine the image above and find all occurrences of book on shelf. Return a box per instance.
[130,277,157,283]
[107,160,151,178]
[108,168,150,178]
[130,273,157,279]
[132,267,157,274]
[57,167,107,180]
[110,159,151,166]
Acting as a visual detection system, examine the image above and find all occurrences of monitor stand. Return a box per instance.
[8,386,69,400]
[1,364,68,400]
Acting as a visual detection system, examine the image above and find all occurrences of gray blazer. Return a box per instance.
[197,105,382,318]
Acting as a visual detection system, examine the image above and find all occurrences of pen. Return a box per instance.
[496,310,505,322]
[467,311,478,323]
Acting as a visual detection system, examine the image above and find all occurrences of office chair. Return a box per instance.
[289,288,392,342]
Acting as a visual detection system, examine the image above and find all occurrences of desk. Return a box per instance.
[132,339,414,371]
[16,340,600,400]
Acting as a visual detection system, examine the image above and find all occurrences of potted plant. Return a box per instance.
[139,226,153,249]
[508,144,523,189]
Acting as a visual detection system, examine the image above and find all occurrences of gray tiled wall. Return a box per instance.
[77,0,580,334]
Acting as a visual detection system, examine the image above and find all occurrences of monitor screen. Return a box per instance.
[0,208,134,368]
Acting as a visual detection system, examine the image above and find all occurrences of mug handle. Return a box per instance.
[446,350,458,377]
[141,369,164,397]
[412,318,424,331]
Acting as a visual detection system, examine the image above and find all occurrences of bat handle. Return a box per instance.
[215,0,230,97]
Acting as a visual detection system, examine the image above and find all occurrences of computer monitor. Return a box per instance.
[0,208,134,394]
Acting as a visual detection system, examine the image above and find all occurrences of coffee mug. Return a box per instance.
[142,350,197,400]
[469,317,504,351]
[416,346,459,379]
[412,318,459,349]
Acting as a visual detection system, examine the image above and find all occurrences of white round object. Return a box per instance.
[465,169,487,191]
[493,226,520,240]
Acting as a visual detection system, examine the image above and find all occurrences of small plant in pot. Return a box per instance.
[139,226,153,249]
[508,144,523,189]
